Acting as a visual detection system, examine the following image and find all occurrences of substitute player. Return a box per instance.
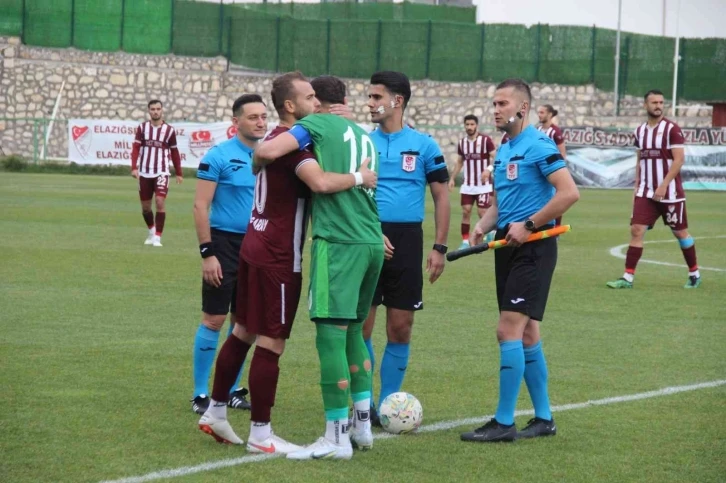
[449,114,496,248]
[364,71,450,423]
[130,100,182,247]
[254,74,385,460]
[536,104,567,226]
[198,73,377,453]
[462,78,579,443]
[607,89,701,289]
[190,94,266,415]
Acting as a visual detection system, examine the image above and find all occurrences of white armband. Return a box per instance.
[486,165,494,173]
[354,172,363,186]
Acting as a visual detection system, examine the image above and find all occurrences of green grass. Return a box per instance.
[1,173,725,483]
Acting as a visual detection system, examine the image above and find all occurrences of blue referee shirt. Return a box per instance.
[370,126,448,223]
[493,125,566,229]
[196,136,256,234]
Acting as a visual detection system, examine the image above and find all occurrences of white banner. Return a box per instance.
[68,119,238,167]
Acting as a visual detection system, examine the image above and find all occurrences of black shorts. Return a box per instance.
[201,229,244,316]
[494,225,557,322]
[372,222,424,311]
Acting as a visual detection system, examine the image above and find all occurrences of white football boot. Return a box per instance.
[247,433,303,455]
[286,437,353,460]
[198,413,243,445]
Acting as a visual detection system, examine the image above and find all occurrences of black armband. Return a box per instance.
[199,242,214,259]
[426,167,450,184]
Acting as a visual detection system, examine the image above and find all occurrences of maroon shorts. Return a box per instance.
[631,196,688,231]
[139,175,169,201]
[235,258,302,339]
[461,193,491,209]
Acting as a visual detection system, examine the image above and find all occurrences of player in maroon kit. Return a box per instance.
[198,72,377,453]
[130,100,183,247]
[537,105,567,226]
[449,115,496,248]
[607,90,701,289]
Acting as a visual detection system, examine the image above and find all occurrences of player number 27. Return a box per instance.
[343,126,376,174]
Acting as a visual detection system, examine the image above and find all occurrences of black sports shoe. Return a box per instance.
[370,403,381,428]
[460,418,516,443]
[517,417,556,439]
[228,388,251,410]
[191,395,210,415]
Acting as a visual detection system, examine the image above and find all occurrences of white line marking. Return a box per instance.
[102,379,726,483]
[608,235,726,272]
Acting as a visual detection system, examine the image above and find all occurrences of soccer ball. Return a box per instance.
[379,392,423,434]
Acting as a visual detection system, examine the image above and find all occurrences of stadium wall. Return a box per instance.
[0,36,712,165]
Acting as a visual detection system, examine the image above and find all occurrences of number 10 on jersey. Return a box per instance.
[343,126,377,174]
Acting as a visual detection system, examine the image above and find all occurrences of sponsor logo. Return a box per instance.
[71,125,92,159]
[189,130,214,157]
[510,298,525,304]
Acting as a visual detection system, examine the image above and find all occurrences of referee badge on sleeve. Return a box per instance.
[402,154,417,172]
[506,163,518,180]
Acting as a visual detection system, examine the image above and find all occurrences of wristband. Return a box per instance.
[486,165,494,173]
[199,242,214,259]
[354,172,364,186]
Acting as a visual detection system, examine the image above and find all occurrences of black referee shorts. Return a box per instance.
[372,222,424,311]
[201,228,244,316]
[494,225,558,322]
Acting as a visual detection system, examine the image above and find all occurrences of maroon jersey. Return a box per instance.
[500,132,510,145]
[537,124,564,145]
[131,121,181,177]
[634,118,686,202]
[457,133,496,193]
[241,126,313,273]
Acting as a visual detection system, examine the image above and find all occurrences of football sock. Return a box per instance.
[250,421,271,442]
[379,342,410,407]
[154,212,166,236]
[352,394,371,430]
[208,398,227,420]
[325,417,350,446]
[523,341,552,421]
[494,340,524,426]
[461,222,470,242]
[193,324,220,398]
[678,237,698,274]
[210,333,251,402]
[142,210,154,229]
[316,323,350,416]
[249,346,280,424]
[623,246,643,282]
[364,338,375,395]
[346,324,372,396]
[227,322,245,392]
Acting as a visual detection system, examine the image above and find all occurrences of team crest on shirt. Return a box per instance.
[668,204,675,212]
[402,154,417,172]
[506,163,518,180]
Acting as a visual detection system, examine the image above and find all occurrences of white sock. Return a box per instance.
[250,421,271,441]
[622,272,634,283]
[148,226,155,235]
[325,419,350,446]
[208,398,227,420]
[689,270,700,278]
[353,398,371,430]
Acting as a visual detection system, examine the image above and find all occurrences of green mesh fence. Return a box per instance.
[172,0,222,57]
[592,28,616,93]
[24,0,72,47]
[228,14,279,72]
[678,38,726,102]
[329,19,379,79]
[122,0,171,54]
[0,0,23,36]
[74,0,122,51]
[538,25,594,85]
[481,24,537,82]
[621,33,674,98]
[429,22,481,82]
[276,17,328,77]
[379,21,428,80]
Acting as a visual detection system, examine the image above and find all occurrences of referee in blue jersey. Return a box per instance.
[190,94,267,415]
[363,71,451,421]
[461,79,579,443]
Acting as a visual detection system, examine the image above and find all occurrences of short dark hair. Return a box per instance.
[148,100,162,108]
[495,78,532,104]
[311,76,346,105]
[232,94,264,117]
[271,71,307,114]
[370,71,411,108]
[644,89,664,101]
[464,114,478,124]
[542,104,558,117]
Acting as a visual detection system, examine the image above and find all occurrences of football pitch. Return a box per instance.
[1,173,724,483]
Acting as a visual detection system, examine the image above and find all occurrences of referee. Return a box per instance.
[461,79,579,442]
[364,71,451,420]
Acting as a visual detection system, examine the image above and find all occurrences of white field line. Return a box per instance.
[608,235,726,272]
[102,379,726,483]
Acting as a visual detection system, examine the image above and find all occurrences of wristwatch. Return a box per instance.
[433,244,448,254]
[524,219,536,231]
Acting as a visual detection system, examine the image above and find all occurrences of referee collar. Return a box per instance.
[232,135,255,154]
[374,125,412,140]
[506,125,536,148]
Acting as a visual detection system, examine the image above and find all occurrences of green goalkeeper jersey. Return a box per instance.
[294,114,382,244]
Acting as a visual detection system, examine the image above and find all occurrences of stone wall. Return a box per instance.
[0,36,712,164]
